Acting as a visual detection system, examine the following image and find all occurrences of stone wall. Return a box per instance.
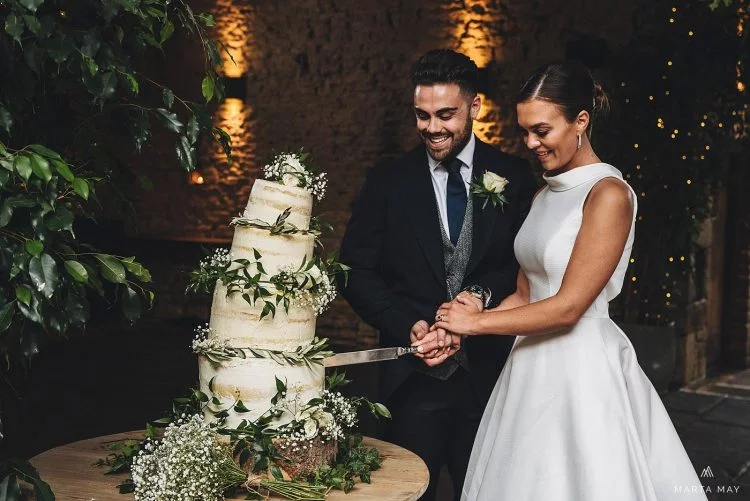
[127,0,640,349]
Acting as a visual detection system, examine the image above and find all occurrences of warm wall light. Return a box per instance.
[189,171,205,185]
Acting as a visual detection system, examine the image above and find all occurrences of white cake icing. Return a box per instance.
[230,227,314,276]
[200,178,324,428]
[210,283,316,352]
[243,179,312,229]
[199,356,323,427]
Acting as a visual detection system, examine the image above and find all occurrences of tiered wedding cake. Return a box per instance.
[127,154,387,499]
[198,179,323,427]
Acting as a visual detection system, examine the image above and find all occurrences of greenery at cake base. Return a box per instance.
[97,372,389,500]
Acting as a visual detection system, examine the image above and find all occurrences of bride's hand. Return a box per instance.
[453,291,484,312]
[433,296,482,335]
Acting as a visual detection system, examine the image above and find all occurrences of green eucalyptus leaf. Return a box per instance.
[155,108,183,133]
[0,105,13,135]
[0,473,21,500]
[9,458,55,501]
[373,402,392,419]
[175,135,196,171]
[0,302,14,333]
[162,88,174,109]
[22,15,41,35]
[64,260,88,283]
[14,155,32,181]
[47,34,75,64]
[25,239,43,257]
[95,254,126,283]
[45,207,74,232]
[160,20,175,43]
[186,115,199,144]
[122,72,139,95]
[30,153,52,182]
[0,169,8,188]
[197,13,215,27]
[72,178,90,200]
[4,13,24,43]
[52,159,74,182]
[94,71,118,101]
[15,286,32,306]
[121,286,142,324]
[28,144,62,159]
[201,75,215,103]
[19,0,45,12]
[81,32,101,58]
[29,253,58,298]
[122,259,152,282]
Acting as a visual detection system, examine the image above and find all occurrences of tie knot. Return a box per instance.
[444,157,463,175]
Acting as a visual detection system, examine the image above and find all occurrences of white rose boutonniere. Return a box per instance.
[471,171,510,211]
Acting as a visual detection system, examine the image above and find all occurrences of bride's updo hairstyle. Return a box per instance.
[517,61,609,137]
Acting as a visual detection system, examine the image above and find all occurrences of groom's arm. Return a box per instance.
[473,160,537,307]
[339,166,424,346]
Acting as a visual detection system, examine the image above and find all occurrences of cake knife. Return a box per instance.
[323,347,420,367]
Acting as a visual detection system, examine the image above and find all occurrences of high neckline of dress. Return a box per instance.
[543,163,621,192]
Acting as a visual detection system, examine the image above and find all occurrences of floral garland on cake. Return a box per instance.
[186,248,347,318]
[192,324,334,368]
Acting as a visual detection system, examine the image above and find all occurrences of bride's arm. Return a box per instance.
[487,269,530,312]
[431,178,634,337]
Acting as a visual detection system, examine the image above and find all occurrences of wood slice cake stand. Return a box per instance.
[30,431,429,501]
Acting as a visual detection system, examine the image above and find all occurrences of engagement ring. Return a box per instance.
[436,314,444,321]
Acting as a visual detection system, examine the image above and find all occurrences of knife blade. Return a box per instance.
[323,347,420,368]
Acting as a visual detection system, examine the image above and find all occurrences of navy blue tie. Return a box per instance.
[445,157,467,245]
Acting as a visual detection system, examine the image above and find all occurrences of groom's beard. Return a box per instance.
[421,118,473,162]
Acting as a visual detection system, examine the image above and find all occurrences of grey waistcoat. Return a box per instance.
[417,192,473,380]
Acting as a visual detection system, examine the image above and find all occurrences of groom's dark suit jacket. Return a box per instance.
[339,137,537,403]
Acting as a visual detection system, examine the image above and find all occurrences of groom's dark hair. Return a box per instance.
[411,49,479,97]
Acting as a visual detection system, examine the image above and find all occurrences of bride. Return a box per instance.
[413,62,707,501]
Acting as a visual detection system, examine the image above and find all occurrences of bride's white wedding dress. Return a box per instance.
[461,163,707,501]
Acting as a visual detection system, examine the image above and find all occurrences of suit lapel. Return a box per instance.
[405,149,446,285]
[466,140,499,277]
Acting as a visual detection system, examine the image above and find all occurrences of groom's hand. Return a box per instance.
[412,327,461,363]
[409,320,430,344]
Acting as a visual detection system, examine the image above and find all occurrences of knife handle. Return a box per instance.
[397,346,420,356]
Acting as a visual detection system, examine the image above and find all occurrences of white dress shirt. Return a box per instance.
[427,134,475,242]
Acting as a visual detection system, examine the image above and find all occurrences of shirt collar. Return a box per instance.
[428,134,476,172]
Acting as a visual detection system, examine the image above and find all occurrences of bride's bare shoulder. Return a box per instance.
[585,177,633,218]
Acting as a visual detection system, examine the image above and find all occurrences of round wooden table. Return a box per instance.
[30,431,429,501]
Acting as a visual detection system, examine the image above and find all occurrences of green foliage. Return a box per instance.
[0,458,54,501]
[307,434,383,493]
[0,0,232,174]
[0,0,235,493]
[0,143,153,358]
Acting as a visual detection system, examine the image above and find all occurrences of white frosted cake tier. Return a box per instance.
[243,179,313,230]
[230,227,314,277]
[209,283,316,352]
[199,355,324,428]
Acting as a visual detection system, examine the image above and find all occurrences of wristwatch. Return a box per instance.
[462,285,492,309]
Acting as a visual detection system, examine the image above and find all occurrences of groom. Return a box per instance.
[339,50,536,500]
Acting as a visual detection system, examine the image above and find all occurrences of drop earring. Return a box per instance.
[577,133,582,150]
